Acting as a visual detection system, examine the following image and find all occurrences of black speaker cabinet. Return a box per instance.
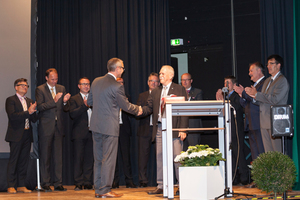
[270,105,293,137]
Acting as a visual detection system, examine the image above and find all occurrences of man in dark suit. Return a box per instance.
[142,65,188,195]
[216,76,249,185]
[87,58,142,198]
[246,55,289,153]
[234,62,266,188]
[234,62,265,161]
[5,78,38,194]
[112,77,136,189]
[136,72,160,188]
[181,73,203,150]
[69,77,93,191]
[35,68,71,192]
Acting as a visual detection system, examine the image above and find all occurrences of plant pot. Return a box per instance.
[179,165,224,200]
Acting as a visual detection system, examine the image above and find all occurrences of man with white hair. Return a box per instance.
[142,65,188,196]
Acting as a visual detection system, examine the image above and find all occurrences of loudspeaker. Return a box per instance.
[270,105,293,137]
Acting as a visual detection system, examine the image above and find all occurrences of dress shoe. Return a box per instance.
[175,189,180,196]
[126,182,137,188]
[84,184,93,190]
[17,187,32,193]
[7,187,17,194]
[148,188,163,195]
[54,185,67,191]
[112,182,119,189]
[95,191,123,198]
[74,185,83,191]
[245,182,256,188]
[139,183,147,188]
[42,186,52,192]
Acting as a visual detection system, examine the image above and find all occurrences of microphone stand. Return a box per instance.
[215,87,255,200]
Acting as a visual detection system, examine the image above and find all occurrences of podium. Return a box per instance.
[161,100,232,199]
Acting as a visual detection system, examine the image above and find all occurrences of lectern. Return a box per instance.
[161,100,232,199]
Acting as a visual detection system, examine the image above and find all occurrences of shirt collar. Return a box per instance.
[46,82,55,91]
[108,72,117,80]
[272,71,281,80]
[80,92,89,99]
[16,92,25,100]
[255,76,265,85]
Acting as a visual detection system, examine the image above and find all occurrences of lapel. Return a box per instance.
[262,77,271,93]
[255,77,265,89]
[167,82,175,95]
[44,83,53,100]
[14,94,24,111]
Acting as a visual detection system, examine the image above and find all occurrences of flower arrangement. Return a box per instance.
[174,144,225,166]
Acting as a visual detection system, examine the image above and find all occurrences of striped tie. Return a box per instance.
[21,97,30,129]
[51,88,55,99]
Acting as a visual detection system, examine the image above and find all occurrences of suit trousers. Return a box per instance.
[93,132,118,195]
[39,122,63,187]
[261,129,282,152]
[248,129,265,160]
[138,126,155,184]
[113,125,133,185]
[231,120,248,183]
[156,123,182,189]
[73,132,94,186]
[7,129,31,188]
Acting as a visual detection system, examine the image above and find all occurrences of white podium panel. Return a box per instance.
[162,100,232,199]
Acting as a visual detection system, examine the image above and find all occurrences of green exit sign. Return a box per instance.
[171,38,183,46]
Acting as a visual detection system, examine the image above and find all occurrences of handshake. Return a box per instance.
[137,106,143,116]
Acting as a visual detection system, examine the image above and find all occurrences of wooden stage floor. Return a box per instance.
[0,185,299,200]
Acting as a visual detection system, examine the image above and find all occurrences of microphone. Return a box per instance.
[222,87,228,93]
[222,80,229,93]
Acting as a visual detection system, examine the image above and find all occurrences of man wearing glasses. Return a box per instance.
[245,55,289,152]
[181,73,203,151]
[87,58,142,198]
[136,72,160,188]
[69,77,93,191]
[5,78,38,194]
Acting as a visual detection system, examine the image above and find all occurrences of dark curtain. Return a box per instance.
[259,0,294,156]
[36,0,170,185]
[293,0,300,190]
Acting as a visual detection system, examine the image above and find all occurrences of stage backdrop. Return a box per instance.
[0,0,32,154]
[36,0,170,185]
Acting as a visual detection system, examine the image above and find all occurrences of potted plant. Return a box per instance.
[251,151,296,200]
[174,144,226,200]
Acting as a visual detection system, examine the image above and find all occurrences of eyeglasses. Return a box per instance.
[148,80,159,83]
[118,66,125,71]
[266,62,278,66]
[17,84,29,88]
[181,79,191,82]
[79,83,90,86]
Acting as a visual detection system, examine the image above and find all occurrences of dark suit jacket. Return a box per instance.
[137,91,151,137]
[229,91,244,136]
[35,83,69,136]
[239,77,265,130]
[120,93,132,136]
[142,82,189,141]
[69,93,90,140]
[87,73,139,136]
[188,87,203,128]
[5,94,38,142]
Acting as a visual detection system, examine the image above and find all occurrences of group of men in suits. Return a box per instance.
[5,54,289,198]
[215,54,289,187]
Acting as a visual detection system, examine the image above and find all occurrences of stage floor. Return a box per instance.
[0,185,299,200]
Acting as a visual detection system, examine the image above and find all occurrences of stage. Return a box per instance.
[0,185,299,200]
